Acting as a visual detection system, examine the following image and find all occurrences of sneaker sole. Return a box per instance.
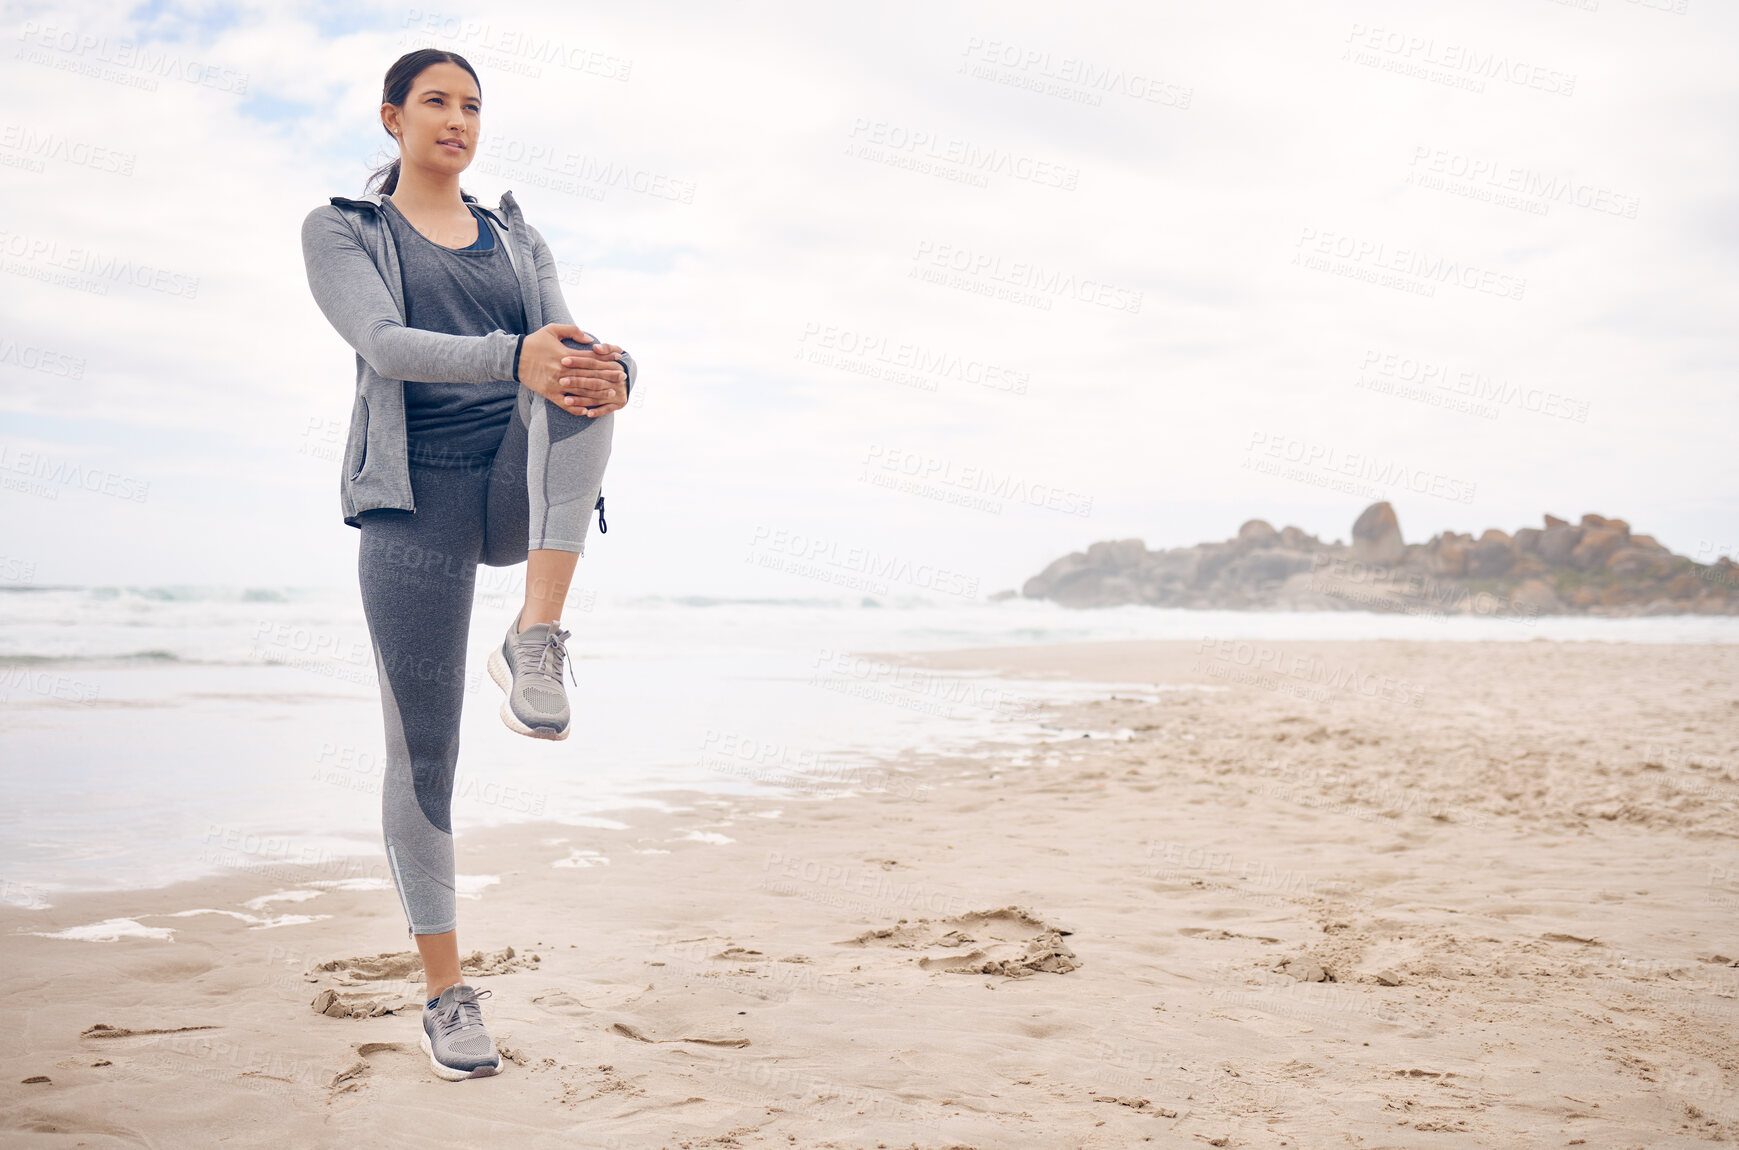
[419,1029,502,1081]
[486,647,570,741]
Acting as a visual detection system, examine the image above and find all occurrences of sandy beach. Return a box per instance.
[5,637,1738,1149]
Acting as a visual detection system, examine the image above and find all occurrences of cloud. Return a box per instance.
[3,0,1736,591]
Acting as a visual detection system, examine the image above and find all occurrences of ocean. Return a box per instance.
[2,582,1733,909]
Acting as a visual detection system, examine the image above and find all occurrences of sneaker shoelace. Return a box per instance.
[516,626,576,688]
[434,985,493,1041]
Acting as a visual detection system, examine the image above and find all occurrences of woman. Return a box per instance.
[299,48,636,1080]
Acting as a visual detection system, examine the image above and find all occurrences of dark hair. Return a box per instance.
[365,49,482,195]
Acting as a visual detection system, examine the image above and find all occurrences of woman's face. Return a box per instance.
[382,61,480,178]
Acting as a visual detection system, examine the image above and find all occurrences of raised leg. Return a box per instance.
[520,548,579,629]
[484,382,614,566]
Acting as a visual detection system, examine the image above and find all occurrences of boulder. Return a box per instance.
[1277,570,1351,611]
[1543,514,1569,529]
[1509,555,1549,578]
[1436,541,1468,577]
[1604,549,1648,580]
[1513,527,1543,555]
[1570,528,1627,571]
[1351,502,1404,564]
[1539,525,1584,566]
[1601,583,1642,608]
[1279,525,1313,550]
[1606,548,1676,581]
[1021,551,1092,599]
[1628,534,1668,552]
[1581,513,1613,529]
[1238,519,1278,545]
[1469,533,1515,579]
[1023,539,1151,605]
[1085,539,1147,572]
[1194,542,1242,587]
[1666,573,1702,600]
[1142,548,1201,584]
[1512,579,1561,612]
[1224,549,1317,587]
[1022,563,1106,601]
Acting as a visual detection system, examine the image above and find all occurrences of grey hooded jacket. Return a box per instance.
[300,188,636,528]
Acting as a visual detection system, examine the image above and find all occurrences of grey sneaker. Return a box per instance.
[419,983,502,1081]
[486,615,575,740]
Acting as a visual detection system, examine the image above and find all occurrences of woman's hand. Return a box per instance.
[517,323,629,417]
[562,339,628,417]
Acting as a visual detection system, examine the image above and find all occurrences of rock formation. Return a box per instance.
[1019,503,1738,616]
[1350,502,1404,565]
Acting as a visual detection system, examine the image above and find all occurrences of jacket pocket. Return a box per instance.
[348,394,370,481]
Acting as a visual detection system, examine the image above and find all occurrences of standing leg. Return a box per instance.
[357,461,489,998]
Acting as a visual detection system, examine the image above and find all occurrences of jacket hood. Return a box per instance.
[328,187,516,229]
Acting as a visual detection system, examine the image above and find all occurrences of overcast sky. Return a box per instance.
[3,0,1735,598]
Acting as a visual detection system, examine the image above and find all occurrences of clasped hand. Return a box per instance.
[517,323,629,417]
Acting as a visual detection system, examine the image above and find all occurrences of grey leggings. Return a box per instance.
[358,385,612,936]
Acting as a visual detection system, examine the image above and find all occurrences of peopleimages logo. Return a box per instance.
[1357,349,1590,423]
[1407,145,1639,219]
[0,337,85,379]
[859,444,1093,518]
[475,136,695,204]
[0,445,149,502]
[795,322,1030,396]
[745,527,980,600]
[911,240,1143,313]
[1293,227,1525,301]
[1342,23,1577,96]
[1244,431,1477,505]
[958,37,1193,109]
[0,124,136,175]
[15,21,249,94]
[0,229,200,299]
[401,10,633,80]
[846,118,1080,190]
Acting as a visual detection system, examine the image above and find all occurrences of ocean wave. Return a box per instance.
[0,650,220,667]
[630,594,880,609]
[0,585,320,603]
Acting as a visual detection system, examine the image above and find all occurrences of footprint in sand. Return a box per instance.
[844,906,1080,978]
[80,1023,221,1040]
[533,990,590,1017]
[533,984,648,1016]
[609,1021,749,1047]
[310,987,419,1019]
[305,945,543,1018]
[1179,927,1284,944]
[328,1041,420,1096]
[309,944,540,984]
